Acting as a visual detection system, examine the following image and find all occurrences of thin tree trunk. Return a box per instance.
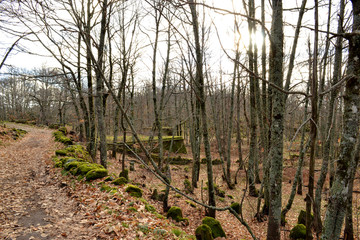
[248,0,259,197]
[281,78,311,225]
[313,0,344,235]
[95,0,108,168]
[189,0,216,218]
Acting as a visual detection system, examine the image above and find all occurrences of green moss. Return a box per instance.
[119,169,129,180]
[201,217,226,238]
[49,123,60,129]
[85,168,108,181]
[212,158,223,165]
[230,202,241,214]
[297,210,313,225]
[58,126,67,134]
[65,145,91,161]
[214,185,225,197]
[104,176,114,182]
[53,131,72,145]
[195,224,213,240]
[121,222,129,228]
[227,195,234,199]
[112,177,128,186]
[125,184,143,198]
[290,224,306,240]
[166,206,186,222]
[185,200,196,208]
[77,163,103,175]
[128,207,137,212]
[55,149,67,156]
[64,161,83,171]
[184,179,192,193]
[200,158,223,165]
[100,184,112,192]
[138,224,149,233]
[172,228,184,237]
[170,156,192,165]
[145,204,157,213]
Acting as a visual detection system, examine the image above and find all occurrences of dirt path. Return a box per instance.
[0,124,99,240]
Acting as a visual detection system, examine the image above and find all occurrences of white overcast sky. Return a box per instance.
[0,0,350,89]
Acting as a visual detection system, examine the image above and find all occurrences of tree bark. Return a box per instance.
[321,1,360,239]
[266,0,284,239]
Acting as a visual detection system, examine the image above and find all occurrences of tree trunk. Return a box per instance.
[321,1,360,239]
[266,0,284,239]
[248,0,259,197]
[95,0,108,168]
[189,0,216,218]
[313,0,344,235]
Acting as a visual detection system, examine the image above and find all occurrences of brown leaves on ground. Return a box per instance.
[2,123,359,240]
[0,124,184,240]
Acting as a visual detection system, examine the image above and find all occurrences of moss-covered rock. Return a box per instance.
[112,177,128,186]
[85,168,108,181]
[64,161,84,171]
[211,158,223,165]
[170,156,192,165]
[58,126,67,134]
[55,149,68,156]
[125,184,143,198]
[202,217,226,239]
[53,131,73,145]
[166,206,186,222]
[65,145,91,162]
[195,224,213,240]
[77,163,104,175]
[297,210,313,226]
[61,157,82,166]
[119,169,129,180]
[49,123,60,129]
[104,176,115,182]
[230,202,241,214]
[290,224,306,240]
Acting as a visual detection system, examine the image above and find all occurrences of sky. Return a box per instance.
[0,0,350,91]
